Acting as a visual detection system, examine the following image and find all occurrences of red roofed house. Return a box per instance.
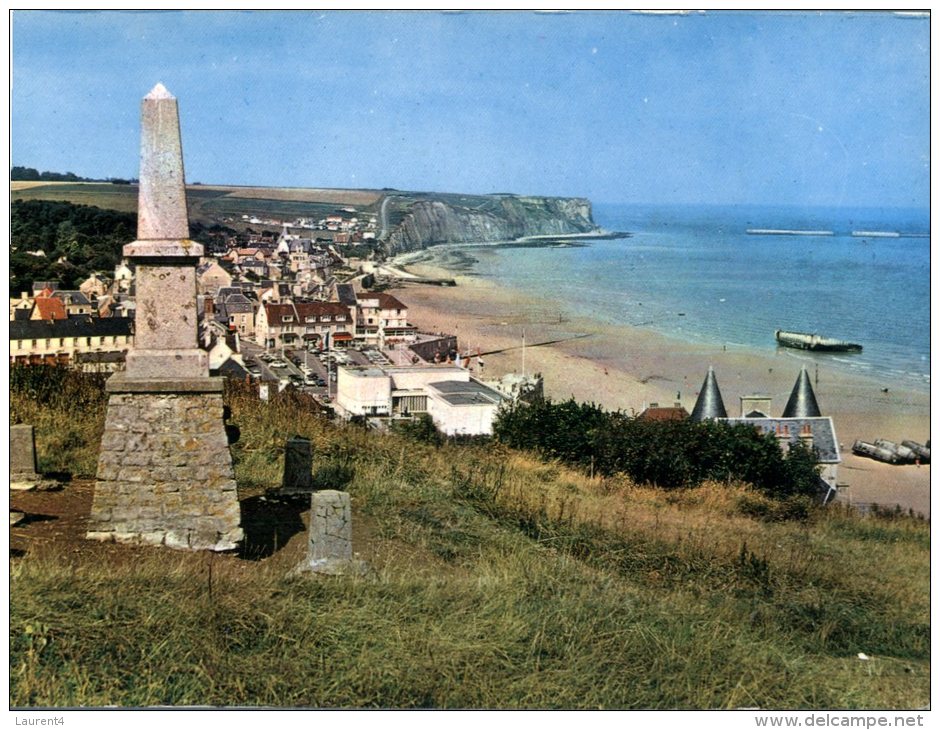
[637,403,691,422]
[30,296,68,322]
[256,300,354,351]
[255,302,298,350]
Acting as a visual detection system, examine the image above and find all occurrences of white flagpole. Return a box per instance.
[522,328,526,378]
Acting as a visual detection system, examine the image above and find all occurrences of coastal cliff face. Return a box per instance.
[383,195,596,254]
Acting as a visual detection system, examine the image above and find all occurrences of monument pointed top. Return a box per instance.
[130,80,191,243]
[145,83,174,100]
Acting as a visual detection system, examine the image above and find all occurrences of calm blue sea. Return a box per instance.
[466,203,930,391]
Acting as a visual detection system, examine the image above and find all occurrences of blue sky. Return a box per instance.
[10,10,930,207]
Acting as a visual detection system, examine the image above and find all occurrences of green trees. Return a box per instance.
[493,398,607,470]
[392,413,444,445]
[494,398,822,499]
[10,167,104,182]
[10,200,136,294]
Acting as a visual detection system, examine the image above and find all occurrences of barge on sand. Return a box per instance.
[775,330,863,353]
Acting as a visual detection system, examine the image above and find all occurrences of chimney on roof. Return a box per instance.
[799,423,814,452]
[740,394,772,419]
[775,423,790,454]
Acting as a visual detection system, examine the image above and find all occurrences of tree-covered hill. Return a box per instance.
[10,199,136,294]
[10,199,235,295]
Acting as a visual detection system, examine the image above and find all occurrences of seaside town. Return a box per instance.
[10,193,928,491]
[9,11,929,714]
[10,210,545,437]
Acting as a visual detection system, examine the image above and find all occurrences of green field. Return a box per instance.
[200,196,357,222]
[12,183,143,213]
[11,182,381,227]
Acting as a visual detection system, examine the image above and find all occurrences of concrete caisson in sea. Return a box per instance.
[775,330,862,353]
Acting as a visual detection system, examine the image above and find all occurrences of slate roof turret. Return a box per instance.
[782,366,822,418]
[690,366,728,421]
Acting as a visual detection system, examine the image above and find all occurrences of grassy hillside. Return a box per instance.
[9,371,930,709]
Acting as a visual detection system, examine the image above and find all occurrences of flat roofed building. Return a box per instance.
[334,364,502,434]
[425,379,505,436]
[336,366,392,416]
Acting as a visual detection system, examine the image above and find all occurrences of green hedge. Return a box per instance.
[494,398,820,498]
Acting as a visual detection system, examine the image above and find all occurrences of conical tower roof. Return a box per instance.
[782,366,822,417]
[690,366,728,421]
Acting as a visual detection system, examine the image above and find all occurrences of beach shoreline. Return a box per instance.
[389,251,931,517]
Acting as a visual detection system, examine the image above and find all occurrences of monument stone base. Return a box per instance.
[87,374,243,551]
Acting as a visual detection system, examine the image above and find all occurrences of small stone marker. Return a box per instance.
[293,490,365,576]
[10,424,40,490]
[281,436,315,495]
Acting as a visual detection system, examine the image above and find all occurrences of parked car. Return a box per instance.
[270,361,287,369]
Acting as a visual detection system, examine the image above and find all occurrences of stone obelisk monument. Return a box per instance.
[87,84,243,551]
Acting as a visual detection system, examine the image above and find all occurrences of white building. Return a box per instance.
[336,366,392,417]
[335,365,505,435]
[425,379,506,436]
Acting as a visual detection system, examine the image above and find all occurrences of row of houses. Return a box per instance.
[11,261,417,372]
[254,287,414,350]
[238,211,377,236]
[10,316,133,370]
[10,281,136,370]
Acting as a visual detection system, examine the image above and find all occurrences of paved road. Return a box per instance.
[378,194,405,241]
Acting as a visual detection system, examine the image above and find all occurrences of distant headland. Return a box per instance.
[11,173,625,258]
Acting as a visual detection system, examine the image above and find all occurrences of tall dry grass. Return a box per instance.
[10,371,930,708]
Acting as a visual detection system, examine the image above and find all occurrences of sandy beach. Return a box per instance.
[390,256,931,517]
